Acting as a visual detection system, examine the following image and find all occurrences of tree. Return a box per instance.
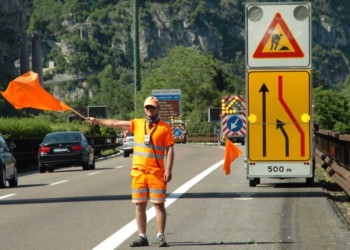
[140,47,224,121]
[93,65,134,119]
[314,87,350,132]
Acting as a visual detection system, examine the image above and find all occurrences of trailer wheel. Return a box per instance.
[306,177,314,187]
[249,178,260,187]
[255,178,260,185]
[306,156,316,187]
[249,179,256,187]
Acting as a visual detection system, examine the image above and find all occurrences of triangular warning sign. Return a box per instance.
[253,13,304,58]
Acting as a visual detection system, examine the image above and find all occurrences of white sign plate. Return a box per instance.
[248,162,313,177]
[246,2,311,68]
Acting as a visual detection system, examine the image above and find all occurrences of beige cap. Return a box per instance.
[144,96,159,107]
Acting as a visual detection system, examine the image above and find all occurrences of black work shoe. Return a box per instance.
[156,235,168,247]
[130,236,149,247]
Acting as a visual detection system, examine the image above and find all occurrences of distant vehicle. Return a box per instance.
[170,118,186,144]
[116,134,124,145]
[220,95,246,146]
[0,135,18,188]
[123,131,134,158]
[38,131,95,173]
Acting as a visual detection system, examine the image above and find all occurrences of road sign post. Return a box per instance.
[152,89,182,122]
[208,107,221,122]
[220,95,246,145]
[87,106,107,118]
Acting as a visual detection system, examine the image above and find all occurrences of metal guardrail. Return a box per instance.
[315,149,350,196]
[315,129,350,168]
[187,133,220,144]
[315,129,350,196]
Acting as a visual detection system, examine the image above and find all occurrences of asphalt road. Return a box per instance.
[0,144,350,250]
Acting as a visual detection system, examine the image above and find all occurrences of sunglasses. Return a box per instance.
[145,105,157,110]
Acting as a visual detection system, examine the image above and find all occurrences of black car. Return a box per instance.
[38,131,95,173]
[0,135,18,188]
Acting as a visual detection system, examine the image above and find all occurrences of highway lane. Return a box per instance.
[0,144,350,250]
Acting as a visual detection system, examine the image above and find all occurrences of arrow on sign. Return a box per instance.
[230,117,240,130]
[259,84,269,157]
[276,119,289,157]
[278,76,305,156]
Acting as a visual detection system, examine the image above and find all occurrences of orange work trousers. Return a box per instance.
[131,169,167,203]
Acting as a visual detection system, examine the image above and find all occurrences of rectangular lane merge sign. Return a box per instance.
[247,70,311,161]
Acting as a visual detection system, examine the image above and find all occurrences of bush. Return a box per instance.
[100,149,115,156]
[0,118,52,138]
[0,117,112,138]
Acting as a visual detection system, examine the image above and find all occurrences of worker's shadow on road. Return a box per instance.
[172,190,325,199]
[167,240,295,247]
[0,191,325,205]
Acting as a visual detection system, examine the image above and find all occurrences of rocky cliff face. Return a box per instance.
[314,17,350,47]
[0,0,32,68]
[1,1,349,79]
[5,0,346,91]
[139,8,228,61]
[124,4,350,64]
[112,3,244,63]
[111,2,350,85]
[135,1,350,85]
[312,18,350,84]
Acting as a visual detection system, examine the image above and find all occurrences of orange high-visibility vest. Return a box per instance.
[130,119,174,173]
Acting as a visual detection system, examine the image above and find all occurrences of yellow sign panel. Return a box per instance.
[247,71,311,161]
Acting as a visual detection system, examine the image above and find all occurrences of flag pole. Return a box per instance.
[70,108,86,119]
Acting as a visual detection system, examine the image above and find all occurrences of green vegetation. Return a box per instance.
[314,87,350,132]
[100,148,120,157]
[1,0,350,134]
[0,116,117,138]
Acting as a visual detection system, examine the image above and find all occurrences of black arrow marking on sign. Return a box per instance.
[276,119,289,157]
[259,84,269,157]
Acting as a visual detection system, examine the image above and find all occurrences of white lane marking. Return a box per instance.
[115,166,124,169]
[93,159,224,250]
[88,172,101,176]
[233,193,253,201]
[234,193,253,200]
[0,194,16,200]
[50,180,68,186]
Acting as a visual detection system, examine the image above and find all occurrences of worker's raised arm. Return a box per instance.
[86,117,131,130]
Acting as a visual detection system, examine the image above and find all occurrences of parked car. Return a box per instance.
[0,135,18,188]
[38,131,95,173]
[123,131,134,157]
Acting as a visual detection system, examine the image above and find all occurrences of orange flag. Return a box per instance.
[0,71,72,111]
[223,138,242,175]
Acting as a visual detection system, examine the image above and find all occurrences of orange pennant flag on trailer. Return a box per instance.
[223,138,242,175]
[0,71,72,111]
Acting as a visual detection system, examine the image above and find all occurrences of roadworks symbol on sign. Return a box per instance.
[253,13,304,59]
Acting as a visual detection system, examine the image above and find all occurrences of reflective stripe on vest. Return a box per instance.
[133,142,165,162]
[134,142,165,152]
[133,151,165,160]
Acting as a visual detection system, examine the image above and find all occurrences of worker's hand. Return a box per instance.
[86,117,97,125]
[164,170,172,183]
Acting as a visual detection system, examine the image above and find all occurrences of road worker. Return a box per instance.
[86,96,175,247]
